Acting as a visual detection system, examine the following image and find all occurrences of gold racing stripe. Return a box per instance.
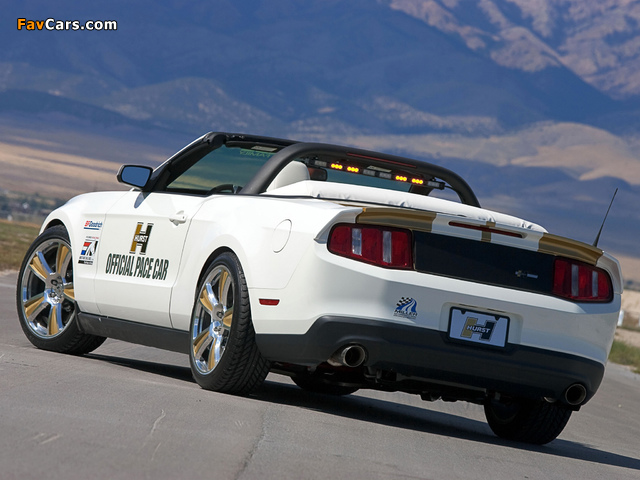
[538,233,603,265]
[482,221,495,243]
[356,207,437,232]
[356,207,602,266]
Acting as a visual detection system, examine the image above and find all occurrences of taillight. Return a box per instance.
[552,258,612,302]
[328,224,412,269]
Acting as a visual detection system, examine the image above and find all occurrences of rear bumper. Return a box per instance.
[256,315,605,405]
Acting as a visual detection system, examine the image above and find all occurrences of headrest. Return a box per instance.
[266,162,310,191]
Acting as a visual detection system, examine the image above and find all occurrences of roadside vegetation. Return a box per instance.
[1,190,64,224]
[0,218,39,271]
[610,332,640,374]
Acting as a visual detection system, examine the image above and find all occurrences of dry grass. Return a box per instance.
[0,219,39,271]
[609,339,640,374]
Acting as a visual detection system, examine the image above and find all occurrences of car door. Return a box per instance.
[91,139,282,328]
[92,190,205,327]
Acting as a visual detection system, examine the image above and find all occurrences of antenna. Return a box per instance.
[593,188,618,248]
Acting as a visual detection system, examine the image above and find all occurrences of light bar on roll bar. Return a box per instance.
[304,157,446,190]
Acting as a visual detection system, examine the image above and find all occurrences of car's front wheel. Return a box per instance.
[189,252,270,395]
[484,396,572,444]
[16,225,105,354]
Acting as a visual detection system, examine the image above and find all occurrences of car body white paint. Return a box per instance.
[42,181,622,368]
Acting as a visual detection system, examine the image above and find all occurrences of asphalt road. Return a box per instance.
[1,271,640,480]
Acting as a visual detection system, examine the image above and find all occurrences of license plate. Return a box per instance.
[448,308,509,348]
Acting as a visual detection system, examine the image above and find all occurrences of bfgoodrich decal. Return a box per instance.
[105,253,169,280]
[84,220,103,231]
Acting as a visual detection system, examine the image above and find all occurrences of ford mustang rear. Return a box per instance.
[17,132,622,445]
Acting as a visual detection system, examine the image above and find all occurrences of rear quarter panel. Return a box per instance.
[169,195,362,331]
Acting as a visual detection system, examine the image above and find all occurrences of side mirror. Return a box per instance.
[117,165,153,189]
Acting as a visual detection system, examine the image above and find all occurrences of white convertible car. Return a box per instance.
[17,132,622,444]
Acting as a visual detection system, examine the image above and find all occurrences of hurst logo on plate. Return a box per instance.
[448,308,509,348]
[461,316,496,341]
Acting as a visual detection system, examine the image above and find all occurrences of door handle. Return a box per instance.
[169,211,187,225]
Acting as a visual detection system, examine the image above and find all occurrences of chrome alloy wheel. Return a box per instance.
[20,238,76,338]
[191,264,235,375]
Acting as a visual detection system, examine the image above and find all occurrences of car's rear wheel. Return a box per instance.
[16,225,105,354]
[484,396,572,444]
[189,252,270,395]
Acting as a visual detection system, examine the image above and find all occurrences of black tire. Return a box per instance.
[292,373,359,396]
[16,225,105,355]
[189,252,270,395]
[484,397,573,445]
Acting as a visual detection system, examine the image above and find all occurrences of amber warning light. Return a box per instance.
[307,158,443,189]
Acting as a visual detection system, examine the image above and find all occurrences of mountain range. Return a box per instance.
[3,0,640,135]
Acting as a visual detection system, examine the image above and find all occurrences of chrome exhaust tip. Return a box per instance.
[564,383,587,406]
[327,345,367,368]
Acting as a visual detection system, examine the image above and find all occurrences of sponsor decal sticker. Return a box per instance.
[104,222,169,280]
[460,316,496,341]
[84,220,103,231]
[448,308,509,348]
[105,253,169,280]
[393,297,418,319]
[130,222,153,255]
[239,149,275,158]
[78,236,99,265]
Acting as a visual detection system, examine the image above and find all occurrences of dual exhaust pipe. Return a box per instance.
[327,344,367,368]
[327,347,588,407]
[564,383,587,406]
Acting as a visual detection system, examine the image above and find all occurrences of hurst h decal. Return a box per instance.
[130,222,153,255]
[449,308,508,348]
[460,316,496,342]
[106,222,169,280]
